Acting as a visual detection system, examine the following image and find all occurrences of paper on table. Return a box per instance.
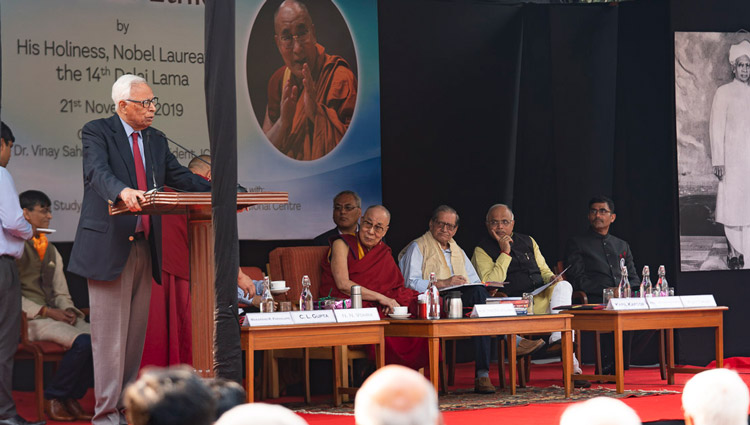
[530,265,570,296]
[440,282,504,292]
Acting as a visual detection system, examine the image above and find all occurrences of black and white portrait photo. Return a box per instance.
[677,32,750,271]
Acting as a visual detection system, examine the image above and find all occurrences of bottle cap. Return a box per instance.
[351,285,361,295]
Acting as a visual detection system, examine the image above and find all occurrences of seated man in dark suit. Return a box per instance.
[313,190,361,245]
[565,195,640,374]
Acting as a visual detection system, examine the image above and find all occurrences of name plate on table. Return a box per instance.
[333,307,381,323]
[679,295,717,308]
[607,298,649,310]
[245,312,293,327]
[290,310,337,324]
[470,303,517,318]
[646,296,684,309]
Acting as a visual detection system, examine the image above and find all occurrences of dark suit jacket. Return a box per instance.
[564,228,639,303]
[312,227,339,246]
[68,114,210,282]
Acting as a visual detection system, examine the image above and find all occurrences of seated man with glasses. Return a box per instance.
[398,205,544,394]
[320,205,427,370]
[565,195,641,376]
[472,204,590,388]
[313,190,361,246]
[262,0,358,161]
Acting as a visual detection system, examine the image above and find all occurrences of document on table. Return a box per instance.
[530,265,570,296]
[439,281,505,292]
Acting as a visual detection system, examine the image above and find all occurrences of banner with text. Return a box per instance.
[1,0,381,242]
[1,0,207,242]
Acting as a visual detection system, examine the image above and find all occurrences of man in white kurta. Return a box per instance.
[710,40,750,269]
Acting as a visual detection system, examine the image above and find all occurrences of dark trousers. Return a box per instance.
[44,334,94,400]
[457,285,490,374]
[0,257,20,419]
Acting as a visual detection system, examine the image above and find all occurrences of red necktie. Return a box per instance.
[132,132,150,238]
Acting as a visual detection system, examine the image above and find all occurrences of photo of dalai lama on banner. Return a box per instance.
[246,0,358,161]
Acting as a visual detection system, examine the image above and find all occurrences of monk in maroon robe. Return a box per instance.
[263,0,357,161]
[321,206,427,370]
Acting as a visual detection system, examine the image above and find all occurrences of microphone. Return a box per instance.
[154,130,248,192]
[145,131,158,190]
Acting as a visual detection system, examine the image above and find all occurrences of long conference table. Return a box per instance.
[569,307,727,393]
[385,314,574,397]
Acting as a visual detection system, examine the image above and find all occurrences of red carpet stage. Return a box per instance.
[12,358,750,424]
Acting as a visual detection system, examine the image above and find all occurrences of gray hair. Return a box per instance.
[682,369,749,425]
[112,74,148,112]
[364,205,391,222]
[355,365,440,425]
[486,203,514,221]
[334,190,361,208]
[430,205,459,227]
[216,403,307,425]
[560,397,641,425]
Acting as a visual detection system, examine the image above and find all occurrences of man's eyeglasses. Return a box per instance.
[487,219,513,227]
[433,221,457,231]
[589,208,612,216]
[126,97,158,108]
[278,28,312,49]
[361,219,388,235]
[334,204,359,213]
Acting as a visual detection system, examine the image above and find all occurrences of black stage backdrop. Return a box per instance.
[44,0,750,370]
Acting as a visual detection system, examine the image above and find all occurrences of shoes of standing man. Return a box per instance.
[44,398,74,421]
[64,399,93,421]
[0,414,46,425]
[728,256,740,270]
[516,338,545,357]
[474,376,496,394]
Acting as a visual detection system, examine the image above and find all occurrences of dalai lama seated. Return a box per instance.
[320,205,427,370]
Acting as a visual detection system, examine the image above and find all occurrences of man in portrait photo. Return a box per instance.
[262,0,358,161]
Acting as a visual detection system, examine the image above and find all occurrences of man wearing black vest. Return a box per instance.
[472,203,589,388]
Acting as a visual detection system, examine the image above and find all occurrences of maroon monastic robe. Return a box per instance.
[321,234,427,370]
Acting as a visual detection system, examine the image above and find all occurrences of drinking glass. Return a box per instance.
[280,301,292,312]
[603,288,614,305]
[522,293,534,315]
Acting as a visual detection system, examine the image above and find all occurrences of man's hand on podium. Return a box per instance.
[119,188,146,212]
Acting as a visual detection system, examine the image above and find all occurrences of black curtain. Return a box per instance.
[205,0,241,380]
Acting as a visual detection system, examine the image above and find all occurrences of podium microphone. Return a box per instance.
[154,130,248,192]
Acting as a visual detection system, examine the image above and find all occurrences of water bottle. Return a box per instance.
[426,272,440,319]
[299,275,314,311]
[640,266,652,298]
[617,258,631,298]
[657,265,669,297]
[260,277,274,313]
[350,285,362,309]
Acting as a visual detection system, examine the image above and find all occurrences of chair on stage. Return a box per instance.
[266,246,368,402]
[14,309,90,421]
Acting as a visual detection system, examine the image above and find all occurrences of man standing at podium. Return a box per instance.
[69,75,210,425]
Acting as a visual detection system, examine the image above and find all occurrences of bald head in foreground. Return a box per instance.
[559,397,641,425]
[682,368,749,425]
[354,365,442,425]
[215,403,308,425]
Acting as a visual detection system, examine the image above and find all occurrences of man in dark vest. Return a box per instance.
[472,203,589,388]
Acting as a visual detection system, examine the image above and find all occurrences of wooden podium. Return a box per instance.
[109,191,289,377]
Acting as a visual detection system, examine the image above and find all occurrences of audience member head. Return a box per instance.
[485,203,515,239]
[215,403,308,425]
[274,0,318,80]
[588,195,616,236]
[112,74,155,131]
[429,205,459,249]
[124,366,215,425]
[682,368,749,425]
[559,396,641,425]
[188,154,212,180]
[0,121,15,167]
[19,190,52,235]
[206,378,247,421]
[359,205,390,250]
[333,190,362,233]
[354,364,441,425]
